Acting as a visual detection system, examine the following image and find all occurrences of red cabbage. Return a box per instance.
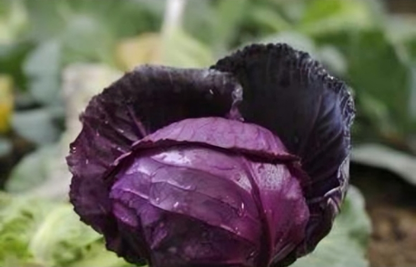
[110,118,309,266]
[67,43,355,267]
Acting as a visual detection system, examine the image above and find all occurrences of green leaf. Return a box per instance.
[182,0,216,47]
[317,30,412,136]
[11,108,60,145]
[0,194,56,266]
[162,28,213,68]
[29,205,103,266]
[317,45,347,75]
[23,0,164,66]
[60,14,115,65]
[0,0,28,43]
[386,15,416,45]
[24,40,61,76]
[0,41,33,91]
[352,144,416,187]
[355,93,399,141]
[347,31,411,132]
[292,186,371,267]
[298,0,374,35]
[211,0,249,53]
[0,194,134,267]
[250,5,292,33]
[66,244,134,267]
[23,40,61,105]
[23,0,66,42]
[405,36,416,62]
[6,145,60,193]
[277,0,307,24]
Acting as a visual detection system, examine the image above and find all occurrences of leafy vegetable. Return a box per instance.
[109,117,309,266]
[68,43,354,266]
[0,193,132,267]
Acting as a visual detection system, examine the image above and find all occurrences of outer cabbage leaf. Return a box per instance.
[67,66,242,244]
[212,44,355,260]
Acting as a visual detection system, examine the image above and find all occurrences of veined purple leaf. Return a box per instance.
[212,43,355,261]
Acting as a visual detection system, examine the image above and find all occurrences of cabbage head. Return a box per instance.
[67,44,355,267]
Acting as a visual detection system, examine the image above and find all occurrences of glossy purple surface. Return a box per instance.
[110,120,308,266]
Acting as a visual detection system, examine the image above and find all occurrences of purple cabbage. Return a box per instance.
[67,44,355,267]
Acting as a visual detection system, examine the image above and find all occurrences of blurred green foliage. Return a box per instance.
[1,0,414,150]
[1,0,416,266]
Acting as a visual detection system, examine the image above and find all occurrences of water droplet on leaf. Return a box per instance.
[173,201,179,209]
[238,202,245,217]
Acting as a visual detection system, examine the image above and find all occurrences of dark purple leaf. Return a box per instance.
[67,66,241,261]
[212,43,355,259]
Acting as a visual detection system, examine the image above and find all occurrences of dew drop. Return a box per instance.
[173,201,179,209]
[238,202,245,217]
[184,184,196,191]
[247,250,256,261]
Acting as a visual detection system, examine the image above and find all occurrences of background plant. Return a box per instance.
[1,0,416,266]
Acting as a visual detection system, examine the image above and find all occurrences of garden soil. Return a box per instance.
[352,165,416,267]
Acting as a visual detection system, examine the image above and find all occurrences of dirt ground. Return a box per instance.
[351,165,416,267]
